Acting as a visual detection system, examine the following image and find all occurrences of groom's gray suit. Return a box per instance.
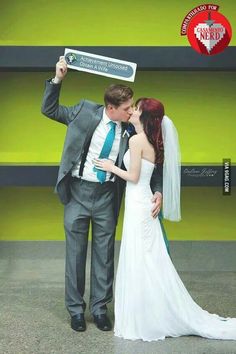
[41,79,163,317]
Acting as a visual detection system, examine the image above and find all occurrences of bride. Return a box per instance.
[93,98,236,342]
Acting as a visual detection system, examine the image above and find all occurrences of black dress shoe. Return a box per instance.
[93,314,112,331]
[71,313,86,332]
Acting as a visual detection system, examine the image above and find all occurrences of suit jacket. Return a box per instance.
[41,79,163,222]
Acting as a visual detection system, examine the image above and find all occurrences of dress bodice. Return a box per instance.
[123,150,155,203]
[123,149,155,185]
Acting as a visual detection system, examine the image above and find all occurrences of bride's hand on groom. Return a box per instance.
[151,192,162,218]
[93,158,115,173]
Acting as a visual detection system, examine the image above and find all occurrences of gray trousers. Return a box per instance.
[64,177,116,317]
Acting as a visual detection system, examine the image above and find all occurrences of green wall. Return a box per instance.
[0,0,235,45]
[1,71,236,164]
[0,187,235,241]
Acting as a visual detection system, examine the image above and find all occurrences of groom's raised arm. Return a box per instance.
[41,56,84,125]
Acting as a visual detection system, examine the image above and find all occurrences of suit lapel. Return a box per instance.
[84,105,104,145]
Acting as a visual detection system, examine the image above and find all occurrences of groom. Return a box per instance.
[41,57,163,332]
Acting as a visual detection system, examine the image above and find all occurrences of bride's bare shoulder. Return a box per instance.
[129,133,146,145]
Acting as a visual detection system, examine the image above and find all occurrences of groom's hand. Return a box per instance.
[53,56,68,83]
[151,192,162,218]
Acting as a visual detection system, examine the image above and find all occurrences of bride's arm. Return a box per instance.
[94,135,142,183]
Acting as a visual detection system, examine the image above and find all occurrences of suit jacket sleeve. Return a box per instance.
[41,79,84,125]
[150,162,163,195]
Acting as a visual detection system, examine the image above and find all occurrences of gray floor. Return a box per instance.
[0,241,236,354]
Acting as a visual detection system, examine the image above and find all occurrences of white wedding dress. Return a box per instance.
[114,150,236,342]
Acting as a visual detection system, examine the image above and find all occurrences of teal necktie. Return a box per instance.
[94,121,116,183]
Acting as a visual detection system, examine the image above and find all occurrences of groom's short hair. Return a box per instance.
[104,84,133,108]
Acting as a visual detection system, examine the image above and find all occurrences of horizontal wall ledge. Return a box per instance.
[0,165,235,187]
[0,46,235,71]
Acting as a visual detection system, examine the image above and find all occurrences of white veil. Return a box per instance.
[161,115,181,222]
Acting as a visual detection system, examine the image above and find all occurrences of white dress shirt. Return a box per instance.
[71,108,121,182]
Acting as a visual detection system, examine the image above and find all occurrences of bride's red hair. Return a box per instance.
[135,98,164,164]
